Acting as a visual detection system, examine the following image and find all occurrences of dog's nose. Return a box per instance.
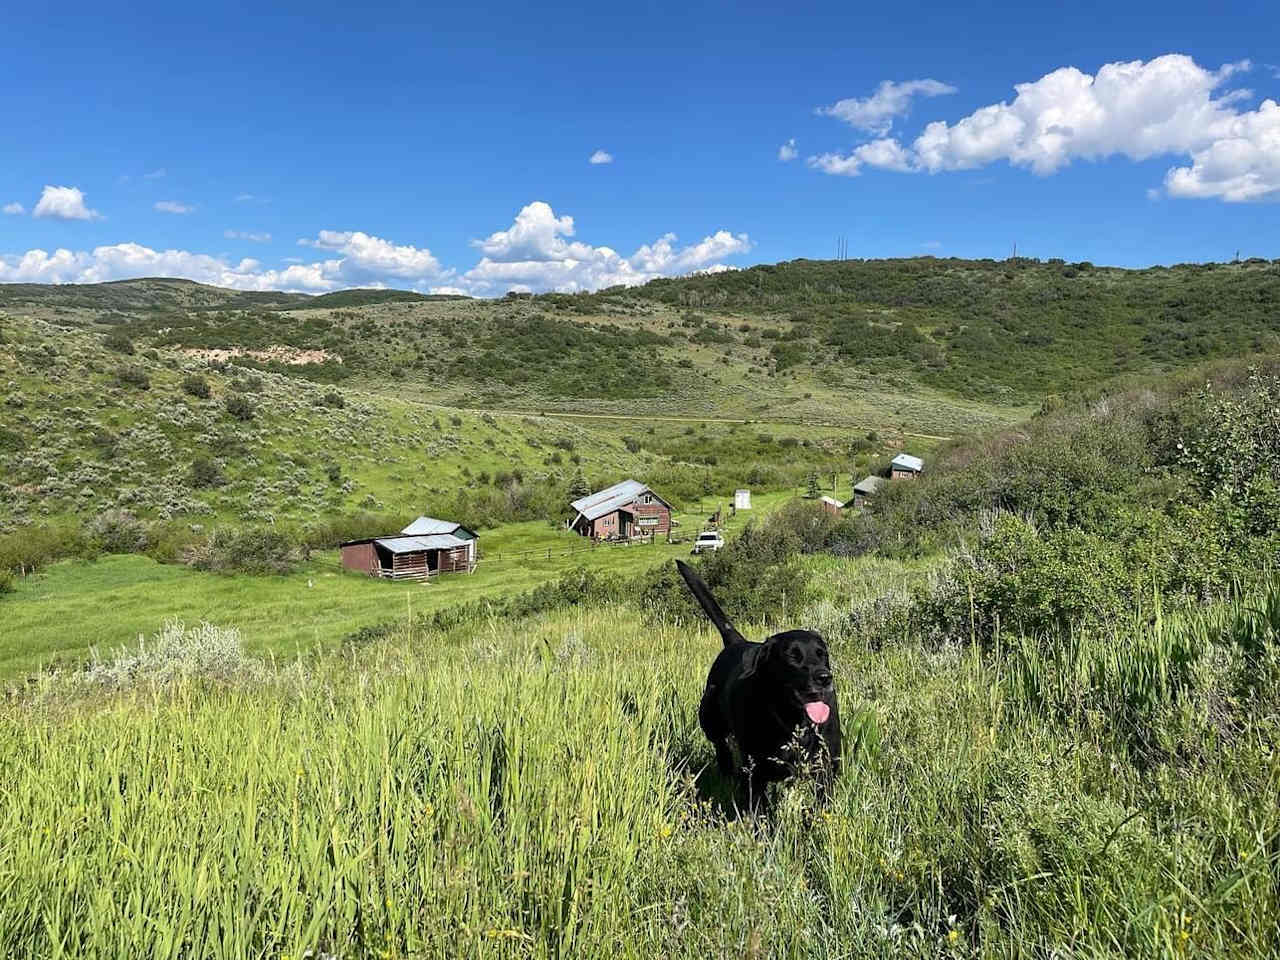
[816,671,833,688]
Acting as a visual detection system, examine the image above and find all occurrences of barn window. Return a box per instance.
[641,494,653,504]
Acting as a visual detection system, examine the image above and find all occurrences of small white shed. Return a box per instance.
[734,489,751,510]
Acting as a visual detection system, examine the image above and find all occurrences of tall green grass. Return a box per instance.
[2,590,1277,958]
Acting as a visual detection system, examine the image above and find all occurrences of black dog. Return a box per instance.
[676,560,841,807]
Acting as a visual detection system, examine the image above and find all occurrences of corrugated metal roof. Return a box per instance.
[374,533,472,554]
[570,479,651,521]
[853,475,886,495]
[891,453,924,472]
[401,516,460,536]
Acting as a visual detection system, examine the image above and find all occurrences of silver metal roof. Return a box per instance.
[853,475,886,494]
[891,453,924,472]
[374,533,472,554]
[401,516,461,536]
[570,479,651,521]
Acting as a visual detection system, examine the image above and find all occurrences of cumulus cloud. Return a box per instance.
[462,201,750,295]
[0,229,450,293]
[808,138,915,176]
[810,55,1280,201]
[817,79,956,135]
[0,244,331,291]
[155,200,195,214]
[224,229,272,242]
[778,138,798,161]
[298,230,445,282]
[589,149,614,165]
[3,202,23,216]
[32,185,102,221]
[0,203,749,296]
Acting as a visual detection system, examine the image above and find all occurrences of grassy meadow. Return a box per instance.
[2,581,1277,958]
[0,493,796,678]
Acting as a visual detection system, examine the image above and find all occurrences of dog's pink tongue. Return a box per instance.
[804,701,830,724]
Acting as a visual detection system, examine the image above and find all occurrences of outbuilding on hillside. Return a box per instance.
[340,515,478,580]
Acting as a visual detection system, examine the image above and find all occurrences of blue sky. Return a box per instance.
[2,0,1277,294]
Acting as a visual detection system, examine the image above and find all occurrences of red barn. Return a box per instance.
[568,480,672,540]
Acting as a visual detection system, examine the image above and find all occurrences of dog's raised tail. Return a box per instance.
[675,559,748,647]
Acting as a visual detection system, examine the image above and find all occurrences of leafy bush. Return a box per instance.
[0,426,24,453]
[0,569,13,596]
[319,390,345,409]
[61,621,266,691]
[224,394,255,421]
[188,456,226,488]
[102,330,135,355]
[181,375,211,399]
[87,509,149,554]
[186,528,297,575]
[920,514,1130,646]
[116,366,151,390]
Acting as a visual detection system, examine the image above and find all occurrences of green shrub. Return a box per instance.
[186,528,296,575]
[920,514,1130,646]
[0,426,24,453]
[0,569,13,596]
[102,330,135,355]
[181,375,211,399]
[87,510,149,554]
[116,366,151,390]
[188,456,226,488]
[224,394,255,422]
[319,390,344,409]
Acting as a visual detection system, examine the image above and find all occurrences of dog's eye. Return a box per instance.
[788,649,804,664]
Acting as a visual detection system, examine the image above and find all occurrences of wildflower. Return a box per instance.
[947,929,960,945]
[659,824,673,839]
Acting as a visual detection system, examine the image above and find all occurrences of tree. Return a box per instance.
[805,471,820,499]
[569,467,590,498]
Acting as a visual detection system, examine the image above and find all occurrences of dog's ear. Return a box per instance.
[675,560,748,646]
[738,636,774,679]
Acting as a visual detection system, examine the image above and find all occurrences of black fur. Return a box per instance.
[676,559,841,808]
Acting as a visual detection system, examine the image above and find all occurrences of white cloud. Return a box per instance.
[143,169,166,180]
[299,230,445,281]
[817,79,956,135]
[778,138,798,162]
[235,193,267,203]
[809,55,1280,202]
[462,201,750,295]
[2,202,23,216]
[0,229,450,293]
[589,149,614,165]
[0,203,749,296]
[224,229,272,242]
[32,185,102,221]
[1163,98,1280,201]
[0,244,331,291]
[808,138,916,176]
[155,200,195,214]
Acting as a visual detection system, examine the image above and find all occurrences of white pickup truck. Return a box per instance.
[690,531,725,554]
